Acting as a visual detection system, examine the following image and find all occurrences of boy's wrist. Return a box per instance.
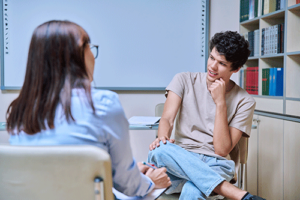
[215,100,226,107]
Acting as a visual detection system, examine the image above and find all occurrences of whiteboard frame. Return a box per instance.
[0,0,210,91]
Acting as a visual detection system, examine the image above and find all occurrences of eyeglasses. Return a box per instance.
[89,44,99,59]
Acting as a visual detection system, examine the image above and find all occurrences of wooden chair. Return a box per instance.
[155,103,249,200]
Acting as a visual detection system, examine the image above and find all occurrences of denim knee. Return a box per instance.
[147,141,171,164]
[180,181,205,200]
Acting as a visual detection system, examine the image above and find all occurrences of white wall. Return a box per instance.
[209,0,240,83]
[0,0,240,161]
[0,90,19,143]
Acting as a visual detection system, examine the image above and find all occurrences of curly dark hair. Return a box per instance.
[209,31,250,71]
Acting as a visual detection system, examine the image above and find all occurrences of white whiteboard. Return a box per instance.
[1,0,209,90]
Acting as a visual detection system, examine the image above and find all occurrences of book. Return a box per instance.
[245,67,258,95]
[255,0,259,17]
[281,23,284,53]
[240,69,245,89]
[113,187,169,200]
[270,0,277,13]
[244,32,249,41]
[244,68,247,89]
[262,68,270,95]
[275,68,284,96]
[245,0,250,21]
[249,0,255,19]
[269,68,273,96]
[261,28,265,56]
[274,24,278,54]
[254,29,260,56]
[265,27,269,55]
[276,0,281,10]
[276,24,281,54]
[240,0,243,22]
[248,31,254,56]
[264,0,269,15]
[264,0,276,15]
[128,116,161,126]
[280,0,286,9]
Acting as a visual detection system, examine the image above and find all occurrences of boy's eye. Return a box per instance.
[220,62,226,66]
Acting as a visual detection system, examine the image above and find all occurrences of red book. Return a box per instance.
[254,66,259,95]
[245,67,259,95]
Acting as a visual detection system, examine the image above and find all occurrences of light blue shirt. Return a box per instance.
[10,88,154,197]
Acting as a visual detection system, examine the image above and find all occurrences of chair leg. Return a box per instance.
[240,164,244,190]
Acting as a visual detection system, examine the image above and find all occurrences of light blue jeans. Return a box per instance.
[147,141,235,200]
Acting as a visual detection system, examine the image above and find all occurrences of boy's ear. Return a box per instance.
[232,67,241,73]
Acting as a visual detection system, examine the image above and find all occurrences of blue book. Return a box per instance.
[272,68,276,96]
[261,28,265,56]
[240,70,244,88]
[249,0,255,19]
[268,68,272,95]
[269,68,274,96]
[275,68,283,96]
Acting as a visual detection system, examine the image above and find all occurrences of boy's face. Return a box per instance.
[206,47,239,84]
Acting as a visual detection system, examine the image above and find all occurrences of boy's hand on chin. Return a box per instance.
[208,78,226,105]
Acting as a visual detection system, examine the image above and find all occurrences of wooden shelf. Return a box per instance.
[287,8,300,52]
[260,9,285,20]
[288,2,300,11]
[287,51,300,55]
[260,54,284,58]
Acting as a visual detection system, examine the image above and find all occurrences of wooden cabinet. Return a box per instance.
[257,116,284,200]
[283,121,300,199]
[247,115,284,200]
[246,115,259,195]
[246,114,300,200]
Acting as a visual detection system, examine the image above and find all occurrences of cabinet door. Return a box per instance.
[284,121,300,199]
[246,115,258,195]
[258,116,284,200]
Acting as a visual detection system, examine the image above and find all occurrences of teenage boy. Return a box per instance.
[148,31,265,200]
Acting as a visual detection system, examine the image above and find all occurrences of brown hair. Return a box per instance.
[6,20,95,135]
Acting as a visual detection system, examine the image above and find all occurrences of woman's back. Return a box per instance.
[9,89,124,148]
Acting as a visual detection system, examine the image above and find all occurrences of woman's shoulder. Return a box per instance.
[91,89,119,105]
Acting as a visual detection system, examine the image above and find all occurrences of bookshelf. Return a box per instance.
[240,1,300,200]
[239,0,300,116]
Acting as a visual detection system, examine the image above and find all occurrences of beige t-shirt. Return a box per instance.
[166,72,256,163]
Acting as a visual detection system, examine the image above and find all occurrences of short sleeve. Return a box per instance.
[165,73,187,98]
[229,99,256,137]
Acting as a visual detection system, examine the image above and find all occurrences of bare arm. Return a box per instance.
[209,79,243,157]
[149,91,182,150]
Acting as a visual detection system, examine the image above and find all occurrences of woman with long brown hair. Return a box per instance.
[6,20,170,197]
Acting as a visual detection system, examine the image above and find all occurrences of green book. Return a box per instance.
[262,68,270,95]
[245,0,249,21]
[255,0,258,17]
[240,0,243,22]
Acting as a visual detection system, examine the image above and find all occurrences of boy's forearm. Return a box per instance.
[213,103,232,157]
[157,117,173,138]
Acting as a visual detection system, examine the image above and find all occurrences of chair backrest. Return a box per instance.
[155,103,165,117]
[238,136,248,164]
[0,144,114,200]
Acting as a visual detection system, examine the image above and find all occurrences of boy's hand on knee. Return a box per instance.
[145,167,171,189]
[149,136,175,150]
